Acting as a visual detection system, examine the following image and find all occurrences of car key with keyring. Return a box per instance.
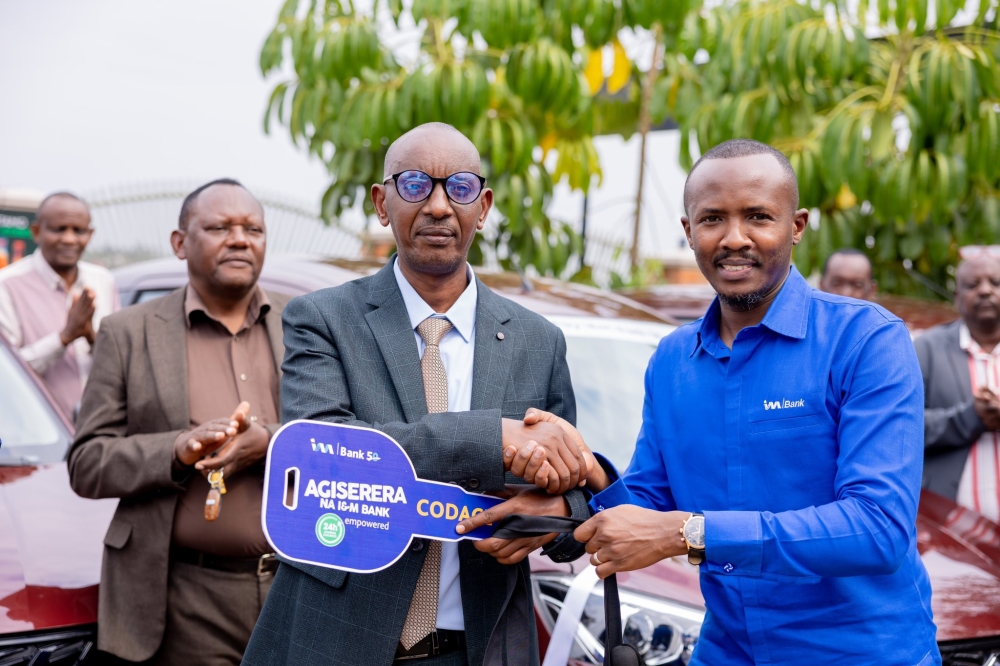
[205,468,227,521]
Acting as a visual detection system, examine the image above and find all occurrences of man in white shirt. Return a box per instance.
[0,192,119,419]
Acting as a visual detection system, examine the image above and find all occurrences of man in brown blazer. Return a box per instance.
[68,179,289,665]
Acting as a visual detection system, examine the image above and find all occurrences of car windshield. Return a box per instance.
[548,317,674,471]
[0,340,71,465]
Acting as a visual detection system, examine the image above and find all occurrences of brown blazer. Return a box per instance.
[67,286,288,662]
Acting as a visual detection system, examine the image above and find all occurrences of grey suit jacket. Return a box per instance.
[67,287,289,662]
[242,260,585,666]
[914,319,982,500]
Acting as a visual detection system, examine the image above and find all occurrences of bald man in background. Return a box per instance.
[819,248,877,301]
[0,192,119,419]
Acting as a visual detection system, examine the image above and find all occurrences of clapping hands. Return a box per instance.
[974,387,1000,431]
[173,401,271,477]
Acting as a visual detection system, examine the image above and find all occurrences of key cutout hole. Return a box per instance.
[284,467,299,510]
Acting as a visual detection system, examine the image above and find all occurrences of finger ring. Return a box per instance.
[591,552,601,565]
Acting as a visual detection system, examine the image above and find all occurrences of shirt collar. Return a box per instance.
[393,257,478,343]
[184,283,270,331]
[31,251,73,292]
[693,265,810,357]
[958,323,1000,357]
[960,323,973,352]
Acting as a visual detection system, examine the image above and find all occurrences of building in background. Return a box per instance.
[0,189,42,268]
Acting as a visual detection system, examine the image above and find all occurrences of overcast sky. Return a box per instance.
[0,0,689,261]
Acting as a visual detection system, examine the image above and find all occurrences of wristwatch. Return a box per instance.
[681,513,705,565]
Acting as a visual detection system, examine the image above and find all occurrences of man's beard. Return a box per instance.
[718,287,769,311]
[709,248,769,311]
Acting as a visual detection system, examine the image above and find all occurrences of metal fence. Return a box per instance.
[82,181,364,268]
[80,180,631,286]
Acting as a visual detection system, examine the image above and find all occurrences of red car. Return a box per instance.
[1,256,998,665]
[0,332,117,663]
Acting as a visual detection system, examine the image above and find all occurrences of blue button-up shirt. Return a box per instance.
[590,267,940,665]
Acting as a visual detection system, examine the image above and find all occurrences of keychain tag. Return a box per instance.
[205,469,226,522]
[262,420,503,573]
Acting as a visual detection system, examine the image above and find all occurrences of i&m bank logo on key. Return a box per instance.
[262,420,502,573]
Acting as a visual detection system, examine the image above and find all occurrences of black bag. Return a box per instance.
[492,515,644,666]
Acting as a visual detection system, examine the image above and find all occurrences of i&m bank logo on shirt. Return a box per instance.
[763,398,805,411]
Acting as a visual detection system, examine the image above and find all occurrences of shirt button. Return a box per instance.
[723,563,734,573]
[240,373,247,381]
[468,479,480,489]
[411,540,425,552]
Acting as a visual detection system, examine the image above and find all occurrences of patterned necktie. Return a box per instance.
[400,316,454,649]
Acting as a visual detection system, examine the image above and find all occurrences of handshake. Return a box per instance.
[500,408,609,495]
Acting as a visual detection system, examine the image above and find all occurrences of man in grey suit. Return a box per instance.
[916,253,1000,520]
[69,180,289,664]
[242,123,590,666]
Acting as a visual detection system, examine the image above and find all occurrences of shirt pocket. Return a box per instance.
[749,411,825,434]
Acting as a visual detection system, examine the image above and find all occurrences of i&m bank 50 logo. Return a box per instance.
[262,420,502,573]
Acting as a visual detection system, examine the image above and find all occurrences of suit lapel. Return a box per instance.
[146,288,190,431]
[365,262,428,422]
[471,280,514,412]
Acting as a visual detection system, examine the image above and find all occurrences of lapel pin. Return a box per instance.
[496,332,505,340]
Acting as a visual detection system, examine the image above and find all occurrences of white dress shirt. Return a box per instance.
[393,257,477,632]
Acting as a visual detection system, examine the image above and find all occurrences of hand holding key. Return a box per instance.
[173,416,241,467]
[196,401,270,478]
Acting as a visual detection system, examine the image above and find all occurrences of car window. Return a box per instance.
[550,317,673,472]
[134,289,173,304]
[0,343,71,465]
[563,335,657,471]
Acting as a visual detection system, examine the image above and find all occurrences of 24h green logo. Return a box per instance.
[315,513,346,547]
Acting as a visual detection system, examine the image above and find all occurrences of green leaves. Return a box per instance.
[261,0,668,279]
[464,0,539,49]
[506,40,583,115]
[667,0,1000,297]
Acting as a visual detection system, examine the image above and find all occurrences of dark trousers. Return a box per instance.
[144,560,273,666]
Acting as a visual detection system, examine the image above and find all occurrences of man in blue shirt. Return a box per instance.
[461,138,940,664]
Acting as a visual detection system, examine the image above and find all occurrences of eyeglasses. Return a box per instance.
[960,245,1000,259]
[383,170,486,205]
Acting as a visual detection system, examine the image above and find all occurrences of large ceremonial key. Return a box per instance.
[262,420,503,573]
